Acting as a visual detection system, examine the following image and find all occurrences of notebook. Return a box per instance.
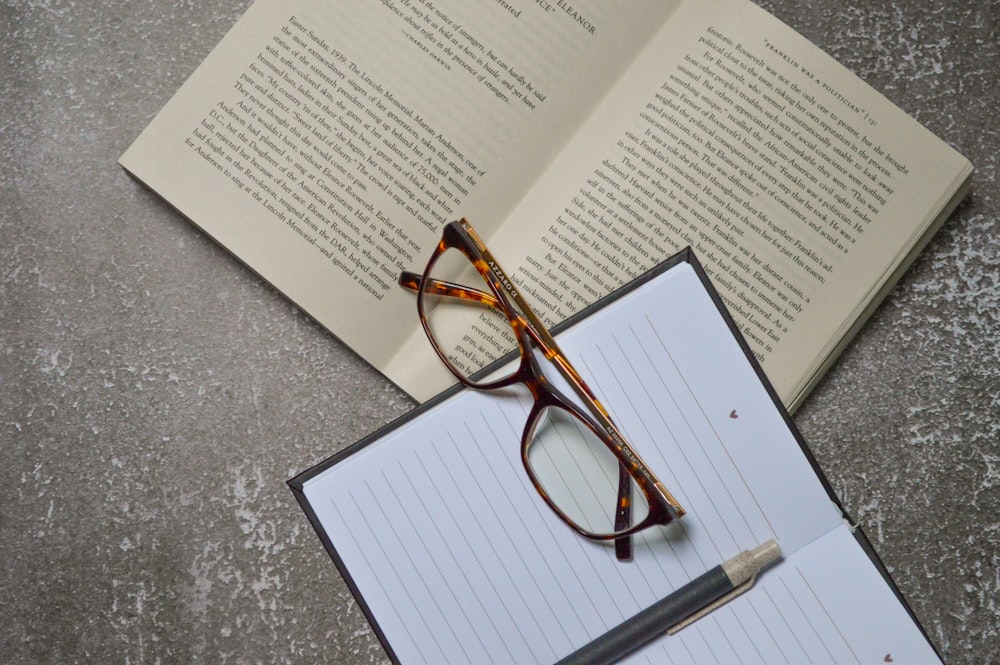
[289,250,943,664]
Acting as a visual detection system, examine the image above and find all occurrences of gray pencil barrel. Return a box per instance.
[554,565,732,665]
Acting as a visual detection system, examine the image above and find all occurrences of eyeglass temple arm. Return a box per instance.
[399,271,504,310]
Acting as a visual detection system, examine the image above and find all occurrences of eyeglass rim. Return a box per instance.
[520,375,685,540]
[414,227,527,392]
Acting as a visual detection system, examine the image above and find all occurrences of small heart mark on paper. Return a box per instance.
[729,409,739,419]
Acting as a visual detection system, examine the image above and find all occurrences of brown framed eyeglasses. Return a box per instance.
[399,219,685,558]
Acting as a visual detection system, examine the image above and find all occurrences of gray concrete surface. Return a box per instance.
[2,1,997,663]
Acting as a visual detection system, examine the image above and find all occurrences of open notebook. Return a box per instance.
[289,251,943,665]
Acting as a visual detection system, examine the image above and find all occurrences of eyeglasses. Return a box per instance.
[399,219,685,558]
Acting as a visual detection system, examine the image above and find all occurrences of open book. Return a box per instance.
[289,253,944,664]
[119,0,972,409]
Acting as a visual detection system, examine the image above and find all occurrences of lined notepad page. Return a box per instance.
[303,263,939,665]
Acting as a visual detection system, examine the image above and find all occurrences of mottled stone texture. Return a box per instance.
[1,1,997,663]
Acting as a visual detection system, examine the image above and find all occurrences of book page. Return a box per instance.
[303,262,852,664]
[120,0,675,373]
[391,0,970,404]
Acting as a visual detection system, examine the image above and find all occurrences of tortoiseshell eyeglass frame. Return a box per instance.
[399,219,685,558]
